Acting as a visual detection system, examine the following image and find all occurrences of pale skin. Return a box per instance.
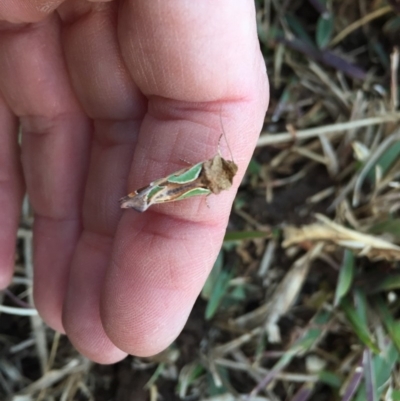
[0,0,269,363]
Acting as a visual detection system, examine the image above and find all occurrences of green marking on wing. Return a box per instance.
[147,185,165,200]
[176,188,211,200]
[167,163,203,184]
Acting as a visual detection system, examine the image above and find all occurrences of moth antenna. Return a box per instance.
[219,107,235,162]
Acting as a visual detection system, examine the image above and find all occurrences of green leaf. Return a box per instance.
[246,158,261,175]
[202,251,223,300]
[354,342,399,401]
[285,14,316,47]
[383,16,400,35]
[144,363,165,389]
[341,297,380,353]
[228,285,246,301]
[367,141,400,182]
[372,275,400,292]
[262,310,332,387]
[293,310,332,353]
[377,140,400,173]
[356,271,400,294]
[369,37,390,69]
[177,363,205,397]
[316,14,334,49]
[354,288,368,328]
[334,250,355,306]
[318,371,342,388]
[205,268,232,320]
[206,367,230,396]
[368,219,400,241]
[373,342,399,389]
[233,193,247,209]
[374,297,400,352]
[277,82,293,105]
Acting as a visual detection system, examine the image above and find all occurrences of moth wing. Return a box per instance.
[120,177,168,212]
[120,191,150,212]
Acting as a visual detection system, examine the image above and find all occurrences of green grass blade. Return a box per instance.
[252,310,332,394]
[202,251,223,300]
[205,268,232,320]
[318,371,342,388]
[340,297,379,353]
[384,15,400,36]
[354,341,399,401]
[144,363,165,389]
[354,289,368,328]
[206,367,230,396]
[366,140,400,181]
[334,250,355,307]
[372,342,399,394]
[357,272,400,294]
[368,218,400,241]
[316,13,334,49]
[285,14,316,47]
[246,158,262,175]
[293,309,332,352]
[177,363,205,398]
[363,349,377,401]
[374,297,400,352]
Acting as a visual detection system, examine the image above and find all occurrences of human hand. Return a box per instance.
[0,0,269,363]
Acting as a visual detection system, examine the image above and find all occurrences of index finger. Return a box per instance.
[102,0,269,356]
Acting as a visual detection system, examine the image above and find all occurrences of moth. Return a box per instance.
[120,123,238,212]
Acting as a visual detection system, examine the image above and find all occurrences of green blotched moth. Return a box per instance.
[120,153,238,212]
[120,116,238,212]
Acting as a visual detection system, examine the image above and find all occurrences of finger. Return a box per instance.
[0,16,90,332]
[0,0,65,23]
[102,0,269,356]
[58,0,144,362]
[0,96,24,288]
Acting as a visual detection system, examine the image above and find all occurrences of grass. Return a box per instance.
[2,0,400,400]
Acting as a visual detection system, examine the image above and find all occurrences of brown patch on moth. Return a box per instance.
[201,154,238,194]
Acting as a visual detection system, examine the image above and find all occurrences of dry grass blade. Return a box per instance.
[352,130,400,207]
[329,5,393,46]
[17,359,90,396]
[283,214,400,261]
[257,239,277,277]
[390,47,399,111]
[257,113,400,146]
[0,305,38,316]
[234,243,324,341]
[23,229,48,375]
[213,328,261,357]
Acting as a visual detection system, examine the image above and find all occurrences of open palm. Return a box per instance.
[0,0,269,363]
